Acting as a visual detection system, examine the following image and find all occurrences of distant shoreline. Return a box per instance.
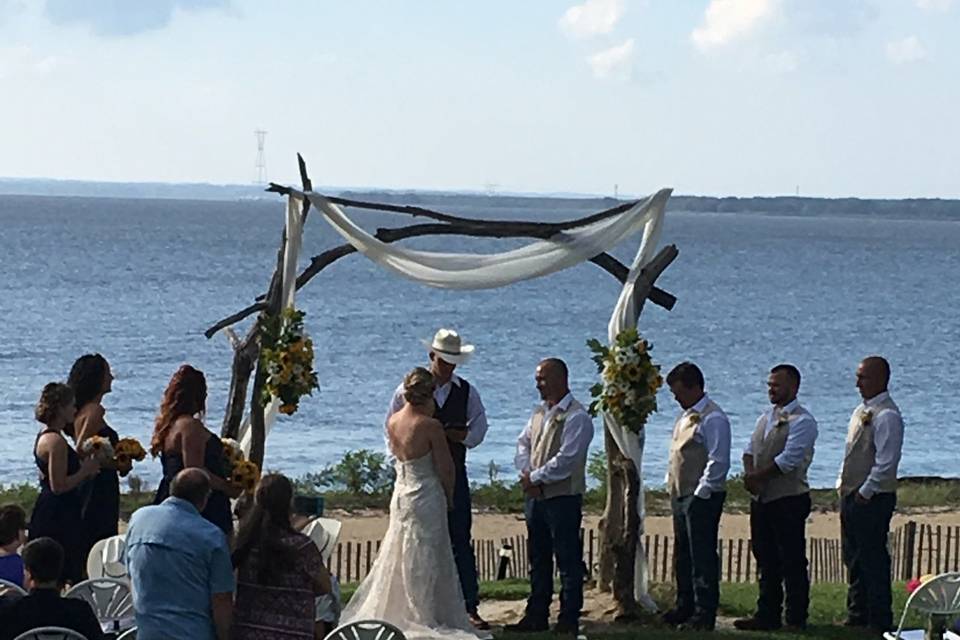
[1,179,959,218]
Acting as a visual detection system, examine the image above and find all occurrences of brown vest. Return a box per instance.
[668,399,721,499]
[529,399,588,499]
[839,395,901,496]
[750,407,813,503]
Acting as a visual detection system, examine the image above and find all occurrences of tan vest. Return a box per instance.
[530,400,588,499]
[668,400,721,498]
[750,407,813,503]
[839,395,901,496]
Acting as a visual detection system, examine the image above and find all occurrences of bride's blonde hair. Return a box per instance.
[403,367,435,407]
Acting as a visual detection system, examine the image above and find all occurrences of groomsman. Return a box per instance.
[734,364,818,631]
[507,358,594,637]
[662,362,731,632]
[385,328,489,630]
[838,356,904,633]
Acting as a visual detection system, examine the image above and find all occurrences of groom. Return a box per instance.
[385,328,489,630]
[508,358,594,637]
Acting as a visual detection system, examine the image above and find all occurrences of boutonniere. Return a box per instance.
[860,410,873,427]
[775,411,791,428]
[552,412,567,427]
[687,412,702,426]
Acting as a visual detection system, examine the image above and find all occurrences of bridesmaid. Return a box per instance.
[150,365,240,537]
[29,383,100,585]
[68,354,120,556]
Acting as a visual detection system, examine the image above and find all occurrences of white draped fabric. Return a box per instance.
[231,186,673,608]
[603,187,671,610]
[238,195,304,456]
[303,189,672,290]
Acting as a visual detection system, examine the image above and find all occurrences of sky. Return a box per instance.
[1,0,958,198]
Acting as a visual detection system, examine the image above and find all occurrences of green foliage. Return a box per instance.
[0,483,39,514]
[587,450,608,490]
[296,449,395,497]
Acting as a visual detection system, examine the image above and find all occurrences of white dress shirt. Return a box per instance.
[670,394,731,499]
[514,392,594,486]
[857,391,904,499]
[384,373,489,450]
[743,399,818,474]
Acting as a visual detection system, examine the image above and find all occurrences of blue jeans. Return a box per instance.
[448,466,480,612]
[672,491,725,621]
[524,494,584,626]
[841,491,895,629]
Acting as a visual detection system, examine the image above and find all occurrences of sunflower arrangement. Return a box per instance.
[79,435,115,464]
[260,308,320,416]
[586,327,663,434]
[221,438,260,495]
[113,437,147,475]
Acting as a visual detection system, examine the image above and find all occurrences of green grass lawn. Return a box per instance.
[341,580,928,639]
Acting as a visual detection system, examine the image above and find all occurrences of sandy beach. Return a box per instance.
[333,507,960,543]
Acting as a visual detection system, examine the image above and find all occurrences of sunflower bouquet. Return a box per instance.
[231,460,261,495]
[79,435,115,464]
[587,327,663,434]
[220,438,260,495]
[260,308,320,416]
[113,437,147,475]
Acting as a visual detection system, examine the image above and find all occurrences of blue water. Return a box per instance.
[1,193,957,490]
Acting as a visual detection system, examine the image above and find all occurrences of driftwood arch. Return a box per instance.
[205,155,679,615]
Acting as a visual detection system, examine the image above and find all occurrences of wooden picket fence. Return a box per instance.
[330,520,959,585]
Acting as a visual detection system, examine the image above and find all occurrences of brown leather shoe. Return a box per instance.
[468,611,491,631]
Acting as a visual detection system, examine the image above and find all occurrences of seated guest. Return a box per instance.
[232,474,332,640]
[0,504,27,587]
[0,537,104,640]
[126,468,235,640]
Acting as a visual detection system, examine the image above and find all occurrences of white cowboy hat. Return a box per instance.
[422,328,475,365]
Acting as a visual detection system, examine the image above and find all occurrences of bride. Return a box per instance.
[339,368,491,640]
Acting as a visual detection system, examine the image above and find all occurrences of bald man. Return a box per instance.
[508,358,594,637]
[837,356,904,633]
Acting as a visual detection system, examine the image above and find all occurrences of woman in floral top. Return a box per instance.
[231,474,331,640]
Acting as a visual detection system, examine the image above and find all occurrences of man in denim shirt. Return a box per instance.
[126,468,234,640]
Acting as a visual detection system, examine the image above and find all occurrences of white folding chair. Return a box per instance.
[886,572,960,640]
[324,619,406,640]
[301,516,343,566]
[0,577,27,597]
[64,577,134,623]
[12,628,89,640]
[117,629,137,640]
[86,535,127,580]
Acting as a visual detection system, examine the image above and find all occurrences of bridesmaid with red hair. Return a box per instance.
[151,365,240,537]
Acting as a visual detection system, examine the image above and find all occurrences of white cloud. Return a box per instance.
[886,35,927,64]
[764,49,799,73]
[915,0,953,11]
[559,0,625,39]
[691,0,777,51]
[588,38,634,79]
[0,44,62,79]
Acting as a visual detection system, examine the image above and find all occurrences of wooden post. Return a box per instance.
[598,244,679,616]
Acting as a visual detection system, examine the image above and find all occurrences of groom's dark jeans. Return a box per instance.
[672,491,725,622]
[525,494,584,627]
[448,465,480,613]
[841,491,896,629]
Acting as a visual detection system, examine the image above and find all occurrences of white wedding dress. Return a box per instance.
[339,452,491,640]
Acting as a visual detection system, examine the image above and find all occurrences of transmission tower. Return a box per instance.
[254,129,267,184]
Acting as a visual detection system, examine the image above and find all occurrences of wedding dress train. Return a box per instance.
[339,453,490,640]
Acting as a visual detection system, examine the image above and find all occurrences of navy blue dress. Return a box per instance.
[80,424,120,553]
[29,430,87,584]
[153,432,233,536]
